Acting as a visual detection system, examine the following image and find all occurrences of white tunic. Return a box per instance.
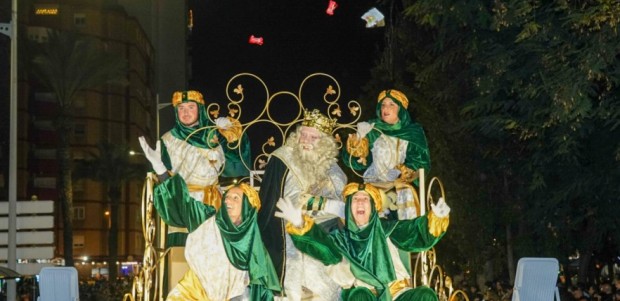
[183,218,250,300]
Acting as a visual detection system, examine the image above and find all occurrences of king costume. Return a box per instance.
[257,109,347,300]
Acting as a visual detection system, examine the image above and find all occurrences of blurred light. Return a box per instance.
[129,150,143,156]
[35,8,58,15]
[104,211,110,216]
[82,256,88,261]
[34,4,59,15]
[188,9,194,31]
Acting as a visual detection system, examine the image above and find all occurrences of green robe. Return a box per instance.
[154,174,280,299]
[289,215,444,301]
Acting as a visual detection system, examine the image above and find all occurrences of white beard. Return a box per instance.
[284,128,339,189]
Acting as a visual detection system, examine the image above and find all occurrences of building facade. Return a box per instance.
[7,0,190,278]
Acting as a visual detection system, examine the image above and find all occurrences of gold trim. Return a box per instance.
[187,184,222,211]
[346,135,369,166]
[285,215,315,236]
[217,117,243,142]
[427,211,449,237]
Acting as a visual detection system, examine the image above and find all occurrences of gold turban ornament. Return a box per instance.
[377,89,409,109]
[171,90,205,107]
[301,109,337,135]
[342,182,383,211]
[226,182,261,211]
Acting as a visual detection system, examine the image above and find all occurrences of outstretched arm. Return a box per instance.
[153,174,216,232]
[275,198,342,265]
[388,198,450,252]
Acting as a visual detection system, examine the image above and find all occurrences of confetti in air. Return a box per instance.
[326,0,338,16]
[248,35,264,46]
[361,8,385,28]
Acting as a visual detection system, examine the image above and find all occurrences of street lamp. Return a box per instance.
[128,150,143,156]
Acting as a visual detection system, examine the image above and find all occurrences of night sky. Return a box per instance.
[188,0,384,106]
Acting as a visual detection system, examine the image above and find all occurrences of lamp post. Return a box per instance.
[8,0,18,300]
[155,94,171,300]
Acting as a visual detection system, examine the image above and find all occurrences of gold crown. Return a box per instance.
[377,89,409,109]
[301,109,337,135]
[171,90,205,107]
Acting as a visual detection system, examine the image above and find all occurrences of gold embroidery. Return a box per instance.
[285,215,315,236]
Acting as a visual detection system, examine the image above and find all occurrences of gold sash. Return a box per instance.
[187,184,222,211]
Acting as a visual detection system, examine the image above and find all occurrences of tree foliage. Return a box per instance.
[367,0,620,284]
[30,30,127,266]
[75,143,145,280]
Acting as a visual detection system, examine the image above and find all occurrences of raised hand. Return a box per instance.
[356,121,374,139]
[138,136,167,175]
[274,197,303,227]
[214,117,233,130]
[431,197,450,218]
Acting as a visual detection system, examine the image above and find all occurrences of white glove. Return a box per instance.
[215,117,233,130]
[138,136,167,175]
[385,168,401,181]
[431,197,451,218]
[356,122,374,139]
[274,197,303,228]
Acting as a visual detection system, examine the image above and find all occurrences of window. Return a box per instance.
[73,206,85,220]
[74,14,86,27]
[33,177,56,189]
[74,123,86,140]
[73,180,85,192]
[73,235,85,248]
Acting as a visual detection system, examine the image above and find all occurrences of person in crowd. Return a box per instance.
[571,284,590,301]
[257,108,347,300]
[275,182,450,300]
[600,281,614,301]
[153,181,280,300]
[342,89,430,220]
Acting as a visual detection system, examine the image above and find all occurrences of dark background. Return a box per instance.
[187,0,384,105]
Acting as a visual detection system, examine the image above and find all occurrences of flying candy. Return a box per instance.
[361,7,385,28]
[248,35,264,46]
[326,0,338,16]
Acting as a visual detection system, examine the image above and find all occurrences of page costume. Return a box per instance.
[284,183,449,301]
[156,90,251,247]
[154,181,280,300]
[343,90,430,220]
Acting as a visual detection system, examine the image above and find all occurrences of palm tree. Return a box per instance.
[75,143,145,280]
[31,30,127,266]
